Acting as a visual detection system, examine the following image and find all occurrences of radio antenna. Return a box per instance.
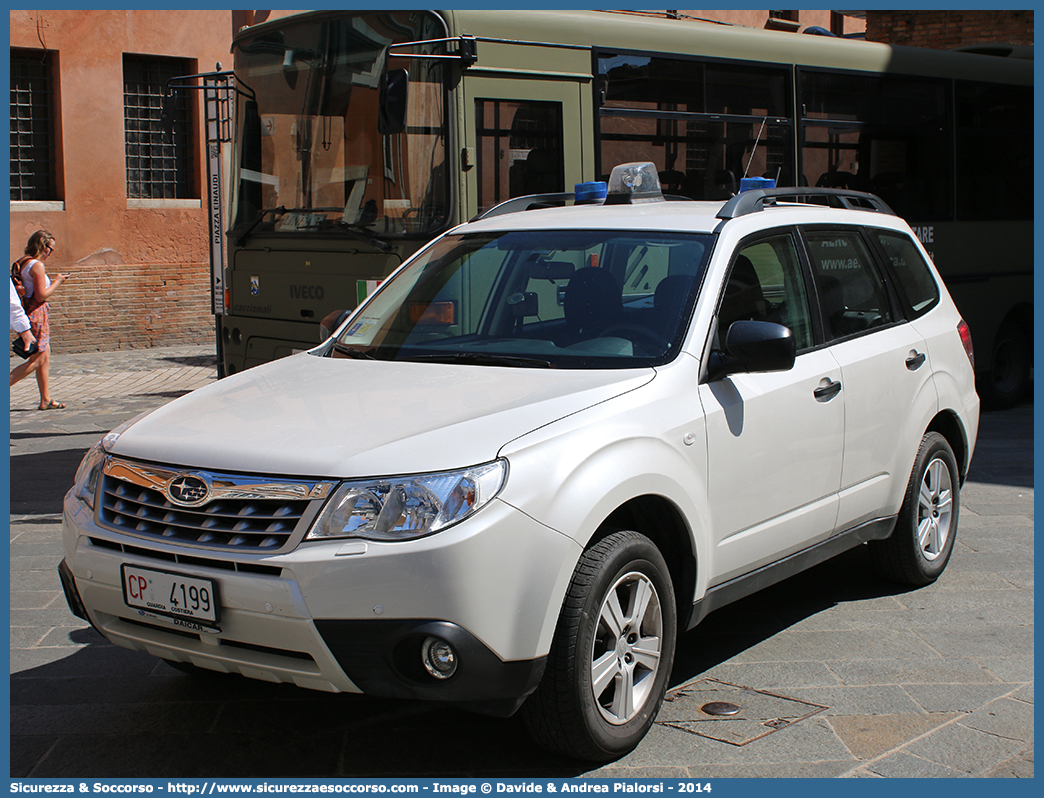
[743,117,768,179]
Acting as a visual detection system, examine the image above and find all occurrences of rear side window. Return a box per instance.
[874,231,940,319]
[805,230,894,341]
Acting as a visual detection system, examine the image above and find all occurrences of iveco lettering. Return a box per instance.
[61,164,978,760]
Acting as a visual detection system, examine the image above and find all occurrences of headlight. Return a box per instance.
[72,413,142,510]
[72,442,107,510]
[307,460,507,542]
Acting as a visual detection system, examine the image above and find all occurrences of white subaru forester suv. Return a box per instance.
[61,163,978,761]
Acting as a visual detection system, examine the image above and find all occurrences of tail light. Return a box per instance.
[957,319,974,369]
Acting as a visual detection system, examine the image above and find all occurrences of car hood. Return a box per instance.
[109,353,655,477]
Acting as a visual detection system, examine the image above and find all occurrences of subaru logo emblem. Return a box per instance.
[167,475,210,506]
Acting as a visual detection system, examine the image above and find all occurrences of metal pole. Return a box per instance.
[203,67,230,378]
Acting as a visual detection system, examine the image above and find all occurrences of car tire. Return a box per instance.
[978,319,1031,410]
[521,530,676,761]
[869,432,959,586]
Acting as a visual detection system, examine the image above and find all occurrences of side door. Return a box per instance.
[462,75,588,219]
[699,231,844,584]
[802,227,937,531]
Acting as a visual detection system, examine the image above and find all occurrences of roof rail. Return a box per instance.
[473,189,692,222]
[717,187,896,220]
[473,192,576,221]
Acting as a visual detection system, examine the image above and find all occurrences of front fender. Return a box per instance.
[497,362,713,608]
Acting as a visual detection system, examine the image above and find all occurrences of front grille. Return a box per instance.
[96,458,335,552]
[88,537,284,576]
[100,479,303,548]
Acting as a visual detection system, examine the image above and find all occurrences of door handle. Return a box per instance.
[906,352,927,371]
[814,379,842,402]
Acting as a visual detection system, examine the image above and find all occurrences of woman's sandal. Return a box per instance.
[38,399,66,410]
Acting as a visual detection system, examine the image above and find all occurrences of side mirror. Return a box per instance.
[705,320,796,381]
[378,69,409,135]
[320,308,352,340]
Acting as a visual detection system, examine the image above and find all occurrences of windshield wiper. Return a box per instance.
[235,207,393,252]
[330,221,394,253]
[406,352,553,368]
[332,343,378,360]
[234,206,287,246]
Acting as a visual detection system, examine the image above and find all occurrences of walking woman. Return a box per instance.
[10,230,71,409]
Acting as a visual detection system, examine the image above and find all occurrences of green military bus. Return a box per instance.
[221,9,1032,407]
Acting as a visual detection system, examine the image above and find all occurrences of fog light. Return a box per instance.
[422,636,458,679]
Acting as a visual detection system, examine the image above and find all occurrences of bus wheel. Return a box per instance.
[521,531,676,762]
[979,320,1031,411]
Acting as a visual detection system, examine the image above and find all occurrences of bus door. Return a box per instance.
[462,76,589,220]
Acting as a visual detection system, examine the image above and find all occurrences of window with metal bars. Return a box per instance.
[123,54,193,199]
[10,48,58,201]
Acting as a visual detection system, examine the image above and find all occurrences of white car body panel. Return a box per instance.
[108,354,654,477]
[700,347,845,582]
[829,322,939,528]
[497,354,713,598]
[63,490,581,667]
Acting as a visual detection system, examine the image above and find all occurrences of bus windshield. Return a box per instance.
[231,11,449,241]
[329,229,713,369]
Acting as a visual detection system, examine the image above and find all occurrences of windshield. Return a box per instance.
[331,229,713,369]
[231,11,449,240]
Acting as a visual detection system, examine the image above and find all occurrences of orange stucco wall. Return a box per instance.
[9,9,234,351]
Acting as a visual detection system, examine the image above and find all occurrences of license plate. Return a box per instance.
[122,565,219,624]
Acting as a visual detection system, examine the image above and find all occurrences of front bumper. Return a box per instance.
[60,490,579,708]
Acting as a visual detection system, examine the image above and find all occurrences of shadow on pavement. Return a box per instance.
[671,546,911,682]
[9,448,90,516]
[160,355,217,368]
[962,402,1033,489]
[10,628,582,778]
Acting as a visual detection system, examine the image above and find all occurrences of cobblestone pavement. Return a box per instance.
[8,347,1033,778]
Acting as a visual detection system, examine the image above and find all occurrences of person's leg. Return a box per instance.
[10,349,42,387]
[34,349,61,409]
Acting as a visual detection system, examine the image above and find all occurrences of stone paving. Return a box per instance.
[7,346,1034,778]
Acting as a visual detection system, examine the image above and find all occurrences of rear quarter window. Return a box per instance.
[874,231,940,319]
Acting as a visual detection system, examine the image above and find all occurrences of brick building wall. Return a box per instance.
[9,10,231,354]
[45,257,212,351]
[866,10,1033,49]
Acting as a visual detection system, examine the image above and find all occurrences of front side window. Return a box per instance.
[124,55,194,199]
[332,229,713,368]
[805,230,893,341]
[719,234,814,351]
[231,11,449,239]
[11,48,58,201]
